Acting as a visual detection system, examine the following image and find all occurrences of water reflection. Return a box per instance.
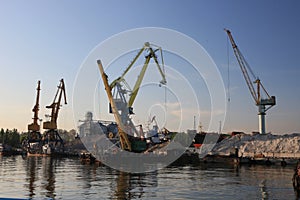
[23,157,57,199]
[111,170,158,200]
[24,156,38,198]
[3,156,294,199]
[77,162,159,200]
[41,157,56,199]
[114,171,129,200]
[77,162,98,196]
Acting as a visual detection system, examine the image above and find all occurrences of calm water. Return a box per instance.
[0,155,298,199]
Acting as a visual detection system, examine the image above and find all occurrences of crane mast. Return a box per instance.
[225,29,276,134]
[28,80,41,132]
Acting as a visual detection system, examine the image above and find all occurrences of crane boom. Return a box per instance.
[225,29,259,104]
[128,47,167,108]
[225,29,276,134]
[43,79,67,130]
[97,60,132,151]
[110,42,166,113]
[110,46,146,89]
[28,80,41,132]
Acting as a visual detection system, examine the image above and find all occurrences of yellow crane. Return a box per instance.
[225,29,276,134]
[28,80,41,132]
[97,43,167,152]
[97,60,132,151]
[109,42,167,115]
[42,79,67,154]
[43,79,67,130]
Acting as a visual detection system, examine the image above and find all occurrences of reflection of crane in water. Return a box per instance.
[113,170,158,200]
[114,171,130,200]
[25,157,38,198]
[24,157,56,199]
[41,157,56,198]
[42,79,67,154]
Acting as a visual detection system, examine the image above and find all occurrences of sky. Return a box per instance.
[0,0,299,134]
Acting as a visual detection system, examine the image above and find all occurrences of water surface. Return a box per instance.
[0,156,297,199]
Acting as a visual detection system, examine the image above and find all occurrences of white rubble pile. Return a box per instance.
[211,133,300,155]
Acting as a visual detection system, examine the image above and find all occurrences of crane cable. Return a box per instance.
[226,35,231,103]
[226,33,231,133]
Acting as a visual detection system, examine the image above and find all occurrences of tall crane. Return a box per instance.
[43,79,67,130]
[28,80,41,132]
[225,29,276,134]
[96,43,167,151]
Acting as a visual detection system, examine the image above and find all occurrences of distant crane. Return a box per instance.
[26,80,43,145]
[43,79,67,130]
[42,79,67,153]
[225,29,276,134]
[28,80,41,132]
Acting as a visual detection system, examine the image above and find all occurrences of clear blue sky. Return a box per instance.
[0,0,299,134]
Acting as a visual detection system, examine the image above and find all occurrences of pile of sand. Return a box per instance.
[211,133,300,155]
